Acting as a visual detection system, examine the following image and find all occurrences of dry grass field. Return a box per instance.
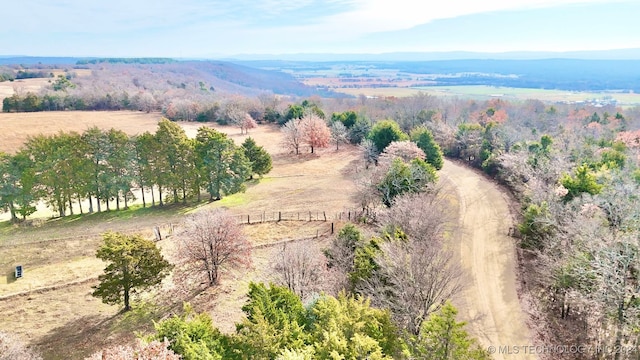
[0,78,50,107]
[0,69,91,110]
[0,114,361,359]
[0,111,163,154]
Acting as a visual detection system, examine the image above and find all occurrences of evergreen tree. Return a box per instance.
[133,132,157,207]
[0,152,36,221]
[377,158,437,207]
[82,127,110,212]
[151,304,229,360]
[92,232,172,311]
[155,118,193,204]
[368,120,408,153]
[310,293,402,359]
[235,283,309,359]
[241,137,272,179]
[349,117,372,144]
[195,127,251,200]
[410,302,490,360]
[560,164,603,202]
[411,126,444,170]
[105,129,135,210]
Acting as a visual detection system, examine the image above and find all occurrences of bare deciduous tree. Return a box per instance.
[359,139,378,169]
[177,208,251,287]
[273,241,326,300]
[358,239,462,335]
[354,191,461,334]
[330,121,348,150]
[281,119,303,155]
[131,91,157,113]
[377,140,426,168]
[380,190,453,244]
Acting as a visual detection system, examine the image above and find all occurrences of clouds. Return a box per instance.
[0,0,637,56]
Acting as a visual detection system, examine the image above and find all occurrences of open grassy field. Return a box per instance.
[0,115,361,359]
[0,78,50,106]
[335,85,640,106]
[0,69,91,111]
[0,111,163,154]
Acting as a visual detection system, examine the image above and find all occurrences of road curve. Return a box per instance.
[440,159,535,360]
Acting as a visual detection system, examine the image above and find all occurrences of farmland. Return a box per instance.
[0,115,362,358]
[333,84,640,106]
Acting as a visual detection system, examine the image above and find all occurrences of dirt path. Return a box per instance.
[440,159,534,359]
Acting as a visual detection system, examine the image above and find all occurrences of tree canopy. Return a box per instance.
[242,137,272,178]
[411,127,444,170]
[92,232,172,311]
[368,120,408,153]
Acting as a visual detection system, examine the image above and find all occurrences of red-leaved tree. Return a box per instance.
[301,113,330,153]
[241,113,258,134]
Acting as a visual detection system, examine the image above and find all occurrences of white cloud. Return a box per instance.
[320,0,629,35]
[0,0,636,56]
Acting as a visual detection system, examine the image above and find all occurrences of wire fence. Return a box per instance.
[233,208,369,225]
[0,209,370,248]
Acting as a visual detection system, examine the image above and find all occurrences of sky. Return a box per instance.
[1,0,639,58]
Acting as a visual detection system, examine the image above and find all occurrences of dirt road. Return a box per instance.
[440,159,535,360]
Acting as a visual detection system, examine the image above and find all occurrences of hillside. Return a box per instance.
[236,59,640,93]
[0,59,327,97]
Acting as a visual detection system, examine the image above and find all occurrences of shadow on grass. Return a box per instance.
[0,202,206,241]
[34,302,165,360]
[4,268,16,284]
[35,314,119,360]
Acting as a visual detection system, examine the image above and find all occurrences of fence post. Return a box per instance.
[309,211,311,221]
[247,215,250,224]
[348,211,351,221]
[331,222,334,234]
[278,211,282,222]
[323,211,326,221]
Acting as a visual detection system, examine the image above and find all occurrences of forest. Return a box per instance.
[3,57,640,359]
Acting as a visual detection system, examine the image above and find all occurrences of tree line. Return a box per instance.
[0,119,271,221]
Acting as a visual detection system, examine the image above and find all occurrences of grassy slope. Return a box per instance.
[0,121,360,359]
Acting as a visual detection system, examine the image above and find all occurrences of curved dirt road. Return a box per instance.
[440,159,535,359]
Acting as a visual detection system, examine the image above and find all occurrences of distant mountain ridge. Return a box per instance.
[221,48,640,61]
[4,52,640,94]
[3,48,640,65]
